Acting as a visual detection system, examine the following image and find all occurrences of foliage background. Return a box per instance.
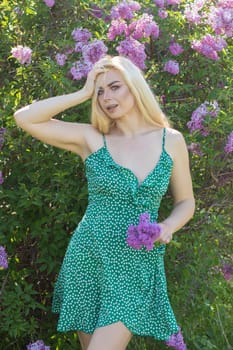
[0,0,233,349]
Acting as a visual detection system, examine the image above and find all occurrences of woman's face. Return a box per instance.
[95,69,137,120]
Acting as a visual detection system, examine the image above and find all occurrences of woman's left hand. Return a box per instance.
[157,222,173,244]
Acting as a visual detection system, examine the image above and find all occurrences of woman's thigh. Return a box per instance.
[87,321,132,350]
[78,330,92,350]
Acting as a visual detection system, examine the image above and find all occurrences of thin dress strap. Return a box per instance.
[162,128,166,151]
[102,134,107,148]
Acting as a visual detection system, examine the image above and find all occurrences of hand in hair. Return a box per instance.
[82,64,107,99]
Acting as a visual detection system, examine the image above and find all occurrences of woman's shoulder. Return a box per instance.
[165,127,185,143]
[165,127,187,157]
[165,127,183,137]
[84,124,105,155]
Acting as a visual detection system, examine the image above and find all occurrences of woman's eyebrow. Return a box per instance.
[97,80,121,89]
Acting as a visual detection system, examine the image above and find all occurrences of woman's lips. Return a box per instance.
[106,104,118,112]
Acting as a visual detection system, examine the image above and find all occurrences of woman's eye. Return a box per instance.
[111,85,119,90]
[97,90,104,96]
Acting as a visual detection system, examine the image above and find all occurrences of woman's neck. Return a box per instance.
[111,113,159,138]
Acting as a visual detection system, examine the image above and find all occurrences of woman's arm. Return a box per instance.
[158,130,195,244]
[14,65,103,156]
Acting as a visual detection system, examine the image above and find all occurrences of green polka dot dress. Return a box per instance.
[52,128,179,340]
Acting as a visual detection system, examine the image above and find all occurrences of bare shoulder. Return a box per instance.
[165,127,188,159]
[81,123,104,158]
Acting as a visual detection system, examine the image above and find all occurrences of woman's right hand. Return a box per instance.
[82,64,106,99]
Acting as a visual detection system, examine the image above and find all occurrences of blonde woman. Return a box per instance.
[14,56,195,350]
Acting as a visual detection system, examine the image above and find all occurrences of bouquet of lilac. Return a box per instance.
[126,212,161,251]
[165,328,187,350]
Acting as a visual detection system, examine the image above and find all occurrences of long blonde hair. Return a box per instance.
[91,56,170,133]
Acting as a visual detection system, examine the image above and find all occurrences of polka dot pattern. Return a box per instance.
[52,128,179,340]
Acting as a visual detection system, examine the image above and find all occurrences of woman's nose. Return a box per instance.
[103,89,111,100]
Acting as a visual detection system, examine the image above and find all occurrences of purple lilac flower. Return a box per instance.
[116,37,146,69]
[111,1,141,20]
[0,128,6,150]
[191,35,227,60]
[167,0,181,4]
[126,212,161,251]
[218,0,233,8]
[163,60,179,75]
[11,45,32,65]
[154,0,165,8]
[154,0,165,7]
[0,171,4,185]
[187,101,220,135]
[184,0,207,24]
[55,53,67,66]
[82,40,108,64]
[158,9,168,18]
[158,8,168,19]
[74,42,85,53]
[72,28,92,42]
[224,131,233,153]
[208,5,233,38]
[187,143,204,156]
[165,328,187,350]
[221,263,233,281]
[108,19,128,40]
[169,42,184,55]
[187,105,207,135]
[0,246,8,269]
[127,225,143,249]
[70,61,93,80]
[43,0,55,7]
[130,14,160,39]
[27,340,50,350]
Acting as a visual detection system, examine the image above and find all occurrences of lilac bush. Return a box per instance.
[54,1,161,74]
[107,3,160,68]
[1,0,233,349]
